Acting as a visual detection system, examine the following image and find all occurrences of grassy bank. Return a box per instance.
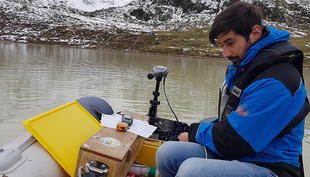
[92,26,310,66]
[4,25,309,66]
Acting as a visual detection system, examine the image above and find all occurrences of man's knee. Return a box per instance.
[156,141,178,162]
[176,158,203,176]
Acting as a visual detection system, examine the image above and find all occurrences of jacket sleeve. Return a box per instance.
[188,123,201,142]
[194,78,305,159]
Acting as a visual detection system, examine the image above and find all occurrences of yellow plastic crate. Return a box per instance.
[23,101,102,177]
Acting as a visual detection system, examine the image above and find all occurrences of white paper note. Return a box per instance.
[100,114,157,138]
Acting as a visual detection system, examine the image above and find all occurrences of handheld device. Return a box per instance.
[122,114,133,126]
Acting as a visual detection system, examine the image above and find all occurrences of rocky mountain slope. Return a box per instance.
[0,0,309,58]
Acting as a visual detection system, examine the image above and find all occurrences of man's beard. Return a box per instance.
[228,40,252,68]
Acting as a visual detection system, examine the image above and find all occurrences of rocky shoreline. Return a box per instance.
[0,28,308,68]
[0,24,309,67]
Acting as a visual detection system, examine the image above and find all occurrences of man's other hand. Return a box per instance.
[178,132,189,142]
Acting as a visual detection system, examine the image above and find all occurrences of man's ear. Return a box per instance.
[249,25,262,43]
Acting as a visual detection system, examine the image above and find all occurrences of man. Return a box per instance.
[156,2,309,177]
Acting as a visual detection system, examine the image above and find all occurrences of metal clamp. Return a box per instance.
[78,159,109,177]
[122,145,132,162]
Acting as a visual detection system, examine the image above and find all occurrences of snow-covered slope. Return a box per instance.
[0,0,309,47]
[65,0,132,12]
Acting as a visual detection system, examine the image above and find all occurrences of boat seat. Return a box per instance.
[199,117,218,123]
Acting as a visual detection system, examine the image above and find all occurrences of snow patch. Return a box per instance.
[65,0,132,12]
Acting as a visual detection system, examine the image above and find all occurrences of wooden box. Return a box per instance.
[75,110,148,177]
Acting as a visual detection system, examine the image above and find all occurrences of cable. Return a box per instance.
[163,77,181,130]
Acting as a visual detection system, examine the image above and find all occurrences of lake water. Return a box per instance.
[0,41,310,175]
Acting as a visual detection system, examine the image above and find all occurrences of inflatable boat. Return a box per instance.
[0,96,175,177]
[0,66,190,177]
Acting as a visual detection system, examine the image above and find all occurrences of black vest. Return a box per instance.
[221,41,309,138]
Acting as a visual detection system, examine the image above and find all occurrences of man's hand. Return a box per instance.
[178,132,189,142]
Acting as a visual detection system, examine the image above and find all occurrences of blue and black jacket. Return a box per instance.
[188,26,309,176]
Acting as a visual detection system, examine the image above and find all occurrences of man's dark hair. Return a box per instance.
[209,2,263,45]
